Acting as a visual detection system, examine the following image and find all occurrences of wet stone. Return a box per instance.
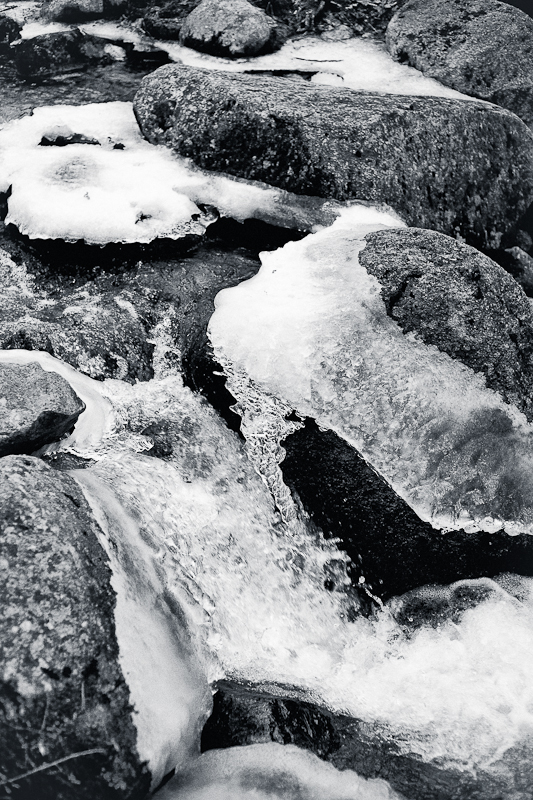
[0,361,85,457]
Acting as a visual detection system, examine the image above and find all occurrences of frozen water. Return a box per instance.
[0,102,358,243]
[155,35,474,101]
[5,349,533,775]
[209,207,533,536]
[158,744,403,800]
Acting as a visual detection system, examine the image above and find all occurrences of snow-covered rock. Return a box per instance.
[208,206,533,537]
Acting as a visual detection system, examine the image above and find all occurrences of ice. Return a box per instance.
[0,102,358,244]
[0,1,40,25]
[5,350,533,775]
[18,19,70,37]
[209,207,533,536]
[157,744,403,800]
[156,35,473,101]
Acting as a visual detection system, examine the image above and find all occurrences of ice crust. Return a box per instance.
[156,35,473,101]
[0,102,349,244]
[209,207,533,536]
[158,744,403,800]
[4,349,533,775]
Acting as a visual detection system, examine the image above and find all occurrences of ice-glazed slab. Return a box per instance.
[0,102,351,244]
[209,206,533,536]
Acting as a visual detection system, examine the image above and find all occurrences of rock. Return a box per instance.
[40,0,104,23]
[179,0,280,57]
[201,679,533,800]
[0,246,155,383]
[0,361,85,457]
[13,28,111,81]
[134,64,533,247]
[0,455,151,799]
[386,0,533,127]
[359,228,533,421]
[143,0,198,39]
[490,245,533,297]
[0,13,21,55]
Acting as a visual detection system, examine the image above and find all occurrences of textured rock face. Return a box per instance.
[386,0,533,127]
[0,456,150,800]
[0,247,155,383]
[179,0,280,56]
[0,13,21,52]
[143,0,198,39]
[134,64,533,247]
[0,361,85,456]
[359,228,533,421]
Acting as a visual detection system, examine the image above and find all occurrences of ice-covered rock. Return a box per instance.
[0,101,354,244]
[158,743,403,800]
[0,361,85,456]
[155,35,471,100]
[209,206,533,536]
[134,62,533,246]
[386,0,533,127]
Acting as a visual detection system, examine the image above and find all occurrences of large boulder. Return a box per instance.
[0,456,150,799]
[0,453,211,798]
[0,361,84,456]
[134,64,533,248]
[40,0,105,22]
[0,13,21,55]
[179,0,280,56]
[386,0,533,127]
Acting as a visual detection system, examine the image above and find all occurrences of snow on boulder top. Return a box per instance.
[209,206,533,536]
[155,35,473,100]
[0,101,353,245]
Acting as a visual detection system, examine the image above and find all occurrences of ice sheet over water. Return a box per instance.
[158,744,403,800]
[209,206,533,536]
[4,349,533,775]
[0,102,351,244]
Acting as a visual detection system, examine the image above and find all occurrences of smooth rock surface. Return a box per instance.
[0,361,85,456]
[179,0,279,57]
[0,455,150,799]
[386,0,533,126]
[134,64,533,247]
